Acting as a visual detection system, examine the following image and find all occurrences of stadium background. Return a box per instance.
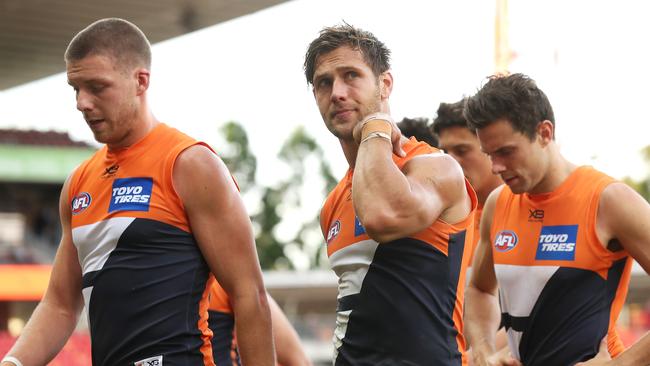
[1,0,649,364]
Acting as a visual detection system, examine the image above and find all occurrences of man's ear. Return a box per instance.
[537,120,554,146]
[379,71,393,100]
[135,68,150,96]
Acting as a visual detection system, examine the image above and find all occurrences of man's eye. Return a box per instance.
[90,84,106,93]
[317,79,331,89]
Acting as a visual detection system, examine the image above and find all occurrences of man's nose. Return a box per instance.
[76,89,93,112]
[330,78,348,102]
[491,157,506,175]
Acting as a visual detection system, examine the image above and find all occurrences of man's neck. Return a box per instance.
[529,145,576,195]
[107,111,159,151]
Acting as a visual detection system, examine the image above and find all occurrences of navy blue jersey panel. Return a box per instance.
[86,218,210,366]
[517,260,627,366]
[335,234,465,366]
[209,310,240,366]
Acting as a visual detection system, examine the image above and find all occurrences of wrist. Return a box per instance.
[361,119,392,140]
[471,341,496,360]
[1,356,24,366]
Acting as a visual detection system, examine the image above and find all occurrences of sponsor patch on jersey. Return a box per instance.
[327,220,341,244]
[71,192,92,215]
[494,230,518,252]
[109,177,153,213]
[535,225,578,260]
[134,355,162,366]
[354,216,366,236]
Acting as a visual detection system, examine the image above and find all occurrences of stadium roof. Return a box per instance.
[0,0,289,90]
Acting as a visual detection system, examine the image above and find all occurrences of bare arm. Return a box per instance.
[2,175,84,366]
[579,182,650,366]
[173,145,274,366]
[268,296,312,366]
[464,186,519,366]
[351,119,470,242]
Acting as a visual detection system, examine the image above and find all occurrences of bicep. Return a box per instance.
[599,183,650,274]
[173,145,263,296]
[469,188,502,294]
[403,154,466,224]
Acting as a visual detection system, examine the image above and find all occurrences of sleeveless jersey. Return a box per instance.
[69,123,215,366]
[320,138,478,366]
[490,166,632,366]
[208,282,240,366]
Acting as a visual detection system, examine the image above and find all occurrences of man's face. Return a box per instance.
[311,46,387,140]
[477,119,546,194]
[66,54,139,146]
[438,126,497,194]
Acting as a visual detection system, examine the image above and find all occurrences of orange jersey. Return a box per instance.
[490,166,632,365]
[208,282,240,366]
[321,138,477,365]
[69,123,215,366]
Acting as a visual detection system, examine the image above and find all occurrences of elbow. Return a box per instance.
[359,212,403,243]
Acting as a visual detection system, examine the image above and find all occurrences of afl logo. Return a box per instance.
[326,220,341,244]
[71,192,92,215]
[494,230,518,252]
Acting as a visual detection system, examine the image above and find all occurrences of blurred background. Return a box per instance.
[1,0,649,364]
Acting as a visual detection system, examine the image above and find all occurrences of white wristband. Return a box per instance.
[1,356,24,366]
[360,112,393,126]
[360,131,391,144]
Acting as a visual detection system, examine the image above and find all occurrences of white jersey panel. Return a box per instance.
[72,217,135,275]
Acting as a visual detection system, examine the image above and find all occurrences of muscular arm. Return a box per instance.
[268,296,312,366]
[173,145,274,366]
[582,182,650,366]
[352,136,470,243]
[1,175,84,366]
[464,187,507,365]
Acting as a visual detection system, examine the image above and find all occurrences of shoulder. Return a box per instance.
[403,152,466,195]
[173,145,234,196]
[483,185,507,218]
[599,181,639,212]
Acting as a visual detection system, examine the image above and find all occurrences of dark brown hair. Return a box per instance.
[464,73,555,140]
[304,23,390,85]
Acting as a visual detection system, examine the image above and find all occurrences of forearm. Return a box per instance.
[270,298,312,366]
[353,138,417,241]
[465,286,502,358]
[3,300,80,366]
[277,346,312,366]
[232,290,276,366]
[354,138,411,212]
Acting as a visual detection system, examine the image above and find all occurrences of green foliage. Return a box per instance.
[218,122,335,269]
[219,122,257,192]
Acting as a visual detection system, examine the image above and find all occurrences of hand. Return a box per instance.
[352,112,405,157]
[575,338,612,366]
[473,346,522,366]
